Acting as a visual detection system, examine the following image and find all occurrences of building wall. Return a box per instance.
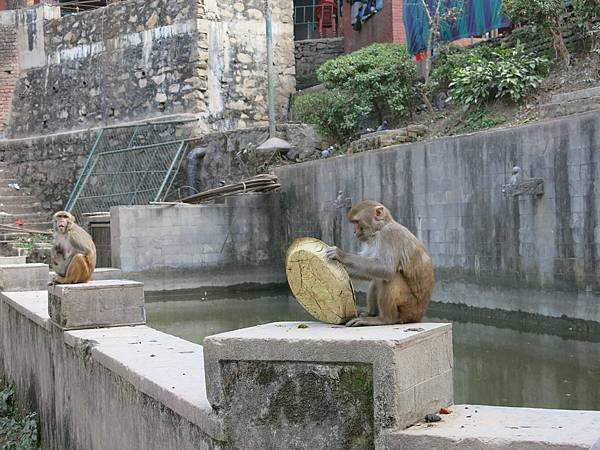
[2,0,295,139]
[341,0,404,53]
[0,15,18,137]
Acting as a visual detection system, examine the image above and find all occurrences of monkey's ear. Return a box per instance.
[374,206,385,220]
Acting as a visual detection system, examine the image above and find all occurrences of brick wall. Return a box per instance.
[341,0,408,53]
[0,22,17,137]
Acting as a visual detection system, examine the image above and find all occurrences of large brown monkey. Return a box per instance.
[50,211,97,284]
[326,200,434,326]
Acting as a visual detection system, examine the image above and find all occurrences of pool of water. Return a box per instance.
[146,285,600,411]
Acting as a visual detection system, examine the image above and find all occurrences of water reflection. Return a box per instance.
[146,285,600,411]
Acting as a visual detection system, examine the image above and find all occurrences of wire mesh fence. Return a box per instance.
[66,121,188,220]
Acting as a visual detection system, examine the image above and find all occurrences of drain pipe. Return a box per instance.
[265,2,276,138]
[186,147,207,197]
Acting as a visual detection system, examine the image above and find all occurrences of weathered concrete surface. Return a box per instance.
[274,111,600,314]
[433,279,600,322]
[48,267,123,285]
[0,289,224,449]
[0,263,48,291]
[111,194,286,289]
[204,321,453,447]
[48,279,146,330]
[0,255,27,264]
[384,404,600,449]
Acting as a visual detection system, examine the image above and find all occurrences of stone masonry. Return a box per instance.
[4,0,295,138]
[294,37,344,89]
[0,17,18,138]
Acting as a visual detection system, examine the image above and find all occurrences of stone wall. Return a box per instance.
[3,0,295,138]
[274,112,600,295]
[0,128,96,212]
[294,37,344,89]
[0,14,18,137]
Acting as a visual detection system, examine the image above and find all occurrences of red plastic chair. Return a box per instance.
[315,0,337,38]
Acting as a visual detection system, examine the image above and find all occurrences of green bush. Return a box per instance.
[430,44,495,92]
[449,43,549,105]
[293,43,418,143]
[0,383,39,450]
[317,43,418,122]
[293,91,371,143]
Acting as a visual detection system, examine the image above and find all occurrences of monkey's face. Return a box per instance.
[54,212,72,233]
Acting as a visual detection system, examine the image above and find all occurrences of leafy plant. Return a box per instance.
[502,0,570,65]
[293,90,370,143]
[317,43,418,123]
[0,383,39,450]
[14,234,52,252]
[449,43,549,105]
[430,44,494,92]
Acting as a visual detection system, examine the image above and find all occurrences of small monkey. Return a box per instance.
[50,211,96,284]
[326,200,434,326]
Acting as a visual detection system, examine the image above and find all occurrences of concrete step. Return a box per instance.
[550,86,600,103]
[0,195,40,205]
[0,187,32,196]
[539,96,600,119]
[0,204,43,215]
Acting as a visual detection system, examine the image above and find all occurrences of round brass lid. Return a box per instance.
[285,237,357,324]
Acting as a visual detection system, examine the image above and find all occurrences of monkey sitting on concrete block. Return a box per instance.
[50,211,96,285]
[326,200,434,326]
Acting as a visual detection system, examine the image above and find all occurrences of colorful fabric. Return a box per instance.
[402,0,510,55]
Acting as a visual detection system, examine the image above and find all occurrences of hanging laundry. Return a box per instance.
[402,0,510,55]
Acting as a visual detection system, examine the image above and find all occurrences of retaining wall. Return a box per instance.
[111,193,286,290]
[274,112,600,298]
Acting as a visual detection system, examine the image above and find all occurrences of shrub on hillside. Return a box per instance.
[293,90,371,143]
[317,43,418,123]
[449,43,550,105]
[294,44,418,143]
[430,44,495,93]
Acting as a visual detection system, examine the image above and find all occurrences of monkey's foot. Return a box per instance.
[346,317,388,327]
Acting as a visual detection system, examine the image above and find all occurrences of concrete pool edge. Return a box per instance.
[1,280,599,448]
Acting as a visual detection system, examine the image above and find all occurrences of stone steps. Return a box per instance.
[539,86,600,119]
[0,164,53,257]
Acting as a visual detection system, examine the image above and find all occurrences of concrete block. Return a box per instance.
[48,279,146,330]
[48,267,123,285]
[386,404,600,449]
[0,256,27,265]
[203,322,453,446]
[0,264,49,292]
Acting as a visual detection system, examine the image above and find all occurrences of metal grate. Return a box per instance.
[66,121,188,219]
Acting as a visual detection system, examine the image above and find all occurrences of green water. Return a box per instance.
[146,285,600,411]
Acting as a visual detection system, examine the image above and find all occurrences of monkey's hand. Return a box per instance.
[325,246,346,262]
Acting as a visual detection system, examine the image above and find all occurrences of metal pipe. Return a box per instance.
[265,3,276,138]
[186,147,207,196]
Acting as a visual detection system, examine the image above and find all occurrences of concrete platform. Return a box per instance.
[385,404,600,449]
[48,267,123,284]
[0,263,48,291]
[48,279,146,330]
[0,256,27,265]
[204,321,453,447]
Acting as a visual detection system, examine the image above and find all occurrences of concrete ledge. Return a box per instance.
[204,321,453,446]
[0,256,27,265]
[0,263,49,292]
[64,325,225,441]
[0,290,50,331]
[48,279,146,330]
[48,267,123,285]
[385,404,600,449]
